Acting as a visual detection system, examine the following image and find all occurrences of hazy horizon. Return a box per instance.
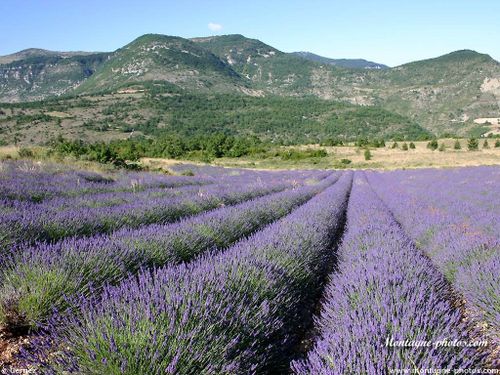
[1,0,499,66]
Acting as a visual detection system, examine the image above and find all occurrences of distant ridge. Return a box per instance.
[0,48,102,65]
[292,51,389,69]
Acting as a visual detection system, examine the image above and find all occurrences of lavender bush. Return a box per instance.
[26,172,352,374]
[292,172,485,374]
[0,172,338,328]
[0,178,294,249]
[0,160,212,202]
[366,167,499,348]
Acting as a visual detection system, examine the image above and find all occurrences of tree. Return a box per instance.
[453,140,461,150]
[467,138,479,151]
[402,142,408,151]
[205,133,232,158]
[409,142,416,149]
[160,136,186,159]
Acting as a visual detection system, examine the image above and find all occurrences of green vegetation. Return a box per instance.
[409,142,416,149]
[468,138,479,151]
[454,139,462,150]
[49,133,267,164]
[427,139,439,151]
[364,149,372,160]
[0,91,432,145]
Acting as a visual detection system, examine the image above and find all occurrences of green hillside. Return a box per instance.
[191,34,282,71]
[74,34,248,95]
[364,50,500,134]
[0,90,430,146]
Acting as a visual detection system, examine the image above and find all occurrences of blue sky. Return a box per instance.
[1,0,499,66]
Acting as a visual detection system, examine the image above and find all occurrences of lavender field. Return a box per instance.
[0,161,498,374]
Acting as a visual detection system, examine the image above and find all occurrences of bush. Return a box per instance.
[483,140,489,149]
[495,140,500,148]
[364,149,372,161]
[280,148,328,161]
[18,147,34,158]
[453,140,461,150]
[438,143,445,152]
[467,138,479,151]
[340,158,351,165]
[409,142,416,149]
[391,142,398,149]
[321,138,343,147]
[427,139,438,151]
[402,143,408,151]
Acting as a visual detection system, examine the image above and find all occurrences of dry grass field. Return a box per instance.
[138,139,500,171]
[210,139,500,170]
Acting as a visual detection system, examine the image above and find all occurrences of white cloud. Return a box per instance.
[208,22,223,32]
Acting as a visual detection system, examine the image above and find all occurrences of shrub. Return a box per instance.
[402,143,408,151]
[321,138,343,146]
[340,158,351,165]
[467,138,479,151]
[495,139,500,148]
[438,143,446,152]
[280,148,328,161]
[391,142,398,149]
[453,140,461,150]
[409,142,416,149]
[483,140,489,149]
[18,147,34,158]
[364,149,372,160]
[427,139,438,150]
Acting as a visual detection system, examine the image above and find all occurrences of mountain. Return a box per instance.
[1,34,499,137]
[191,35,352,98]
[0,51,109,102]
[0,48,100,65]
[190,34,282,72]
[74,34,252,95]
[362,50,500,134]
[292,51,388,69]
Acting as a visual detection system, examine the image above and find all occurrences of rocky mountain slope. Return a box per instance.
[0,52,109,102]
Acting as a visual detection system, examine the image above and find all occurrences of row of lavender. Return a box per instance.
[1,164,497,372]
[0,160,209,202]
[0,172,339,328]
[24,173,353,373]
[0,160,326,203]
[0,162,329,249]
[293,172,486,373]
[367,168,499,347]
